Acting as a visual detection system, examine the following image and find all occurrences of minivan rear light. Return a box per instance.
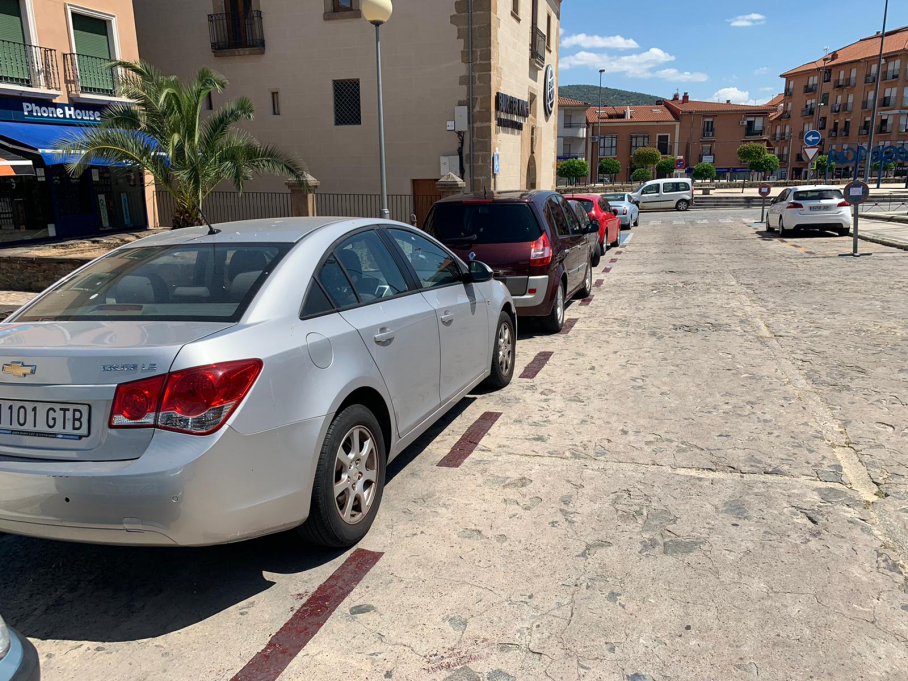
[530,232,552,266]
[787,202,804,209]
[109,359,263,435]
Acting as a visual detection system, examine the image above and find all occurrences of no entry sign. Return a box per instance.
[758,183,772,198]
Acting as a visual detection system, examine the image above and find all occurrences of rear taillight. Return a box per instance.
[109,359,263,435]
[837,200,849,207]
[622,207,628,215]
[787,202,803,209]
[530,232,552,267]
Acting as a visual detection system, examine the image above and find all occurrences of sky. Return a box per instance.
[558,0,908,105]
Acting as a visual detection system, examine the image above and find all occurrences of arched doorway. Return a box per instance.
[526,155,537,190]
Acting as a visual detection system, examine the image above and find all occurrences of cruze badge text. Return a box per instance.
[102,363,158,373]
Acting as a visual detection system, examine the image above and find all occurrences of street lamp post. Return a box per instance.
[362,0,393,220]
[865,0,888,187]
[597,68,604,184]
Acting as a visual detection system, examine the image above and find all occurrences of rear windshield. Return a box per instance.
[793,189,844,201]
[15,243,290,323]
[574,199,594,212]
[602,194,625,201]
[427,202,542,245]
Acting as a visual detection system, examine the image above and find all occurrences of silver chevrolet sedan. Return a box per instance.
[0,218,516,547]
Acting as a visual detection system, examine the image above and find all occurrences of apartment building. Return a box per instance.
[779,25,908,179]
[557,96,588,161]
[134,0,562,223]
[0,0,147,245]
[587,103,679,183]
[663,92,777,180]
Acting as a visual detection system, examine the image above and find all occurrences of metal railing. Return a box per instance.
[781,111,791,119]
[865,73,877,84]
[840,128,850,138]
[0,40,59,90]
[880,96,894,107]
[829,131,838,138]
[833,80,845,89]
[784,87,793,96]
[832,103,841,113]
[859,127,870,136]
[209,10,265,51]
[884,71,899,81]
[803,83,818,93]
[318,193,439,224]
[63,53,121,96]
[154,191,291,227]
[844,103,853,112]
[744,127,764,137]
[801,107,814,116]
[701,127,715,138]
[862,100,873,110]
[531,27,546,67]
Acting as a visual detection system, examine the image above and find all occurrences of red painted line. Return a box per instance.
[580,296,593,306]
[231,549,383,681]
[519,351,554,380]
[437,411,502,467]
[615,250,624,255]
[560,318,578,335]
[609,258,618,263]
[603,267,612,274]
[594,279,604,288]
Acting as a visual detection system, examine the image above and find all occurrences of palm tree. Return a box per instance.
[58,60,307,228]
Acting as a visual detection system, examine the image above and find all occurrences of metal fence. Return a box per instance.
[858,194,908,214]
[316,193,439,225]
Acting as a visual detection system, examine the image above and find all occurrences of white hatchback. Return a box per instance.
[766,185,852,237]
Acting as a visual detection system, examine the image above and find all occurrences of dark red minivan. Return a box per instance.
[425,191,596,333]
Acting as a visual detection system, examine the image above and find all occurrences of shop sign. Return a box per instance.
[0,96,104,125]
[543,65,555,119]
[496,92,529,131]
[828,144,908,165]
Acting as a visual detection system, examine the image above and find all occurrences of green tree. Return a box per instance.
[58,60,307,229]
[631,167,652,183]
[655,158,676,178]
[692,162,717,181]
[871,162,896,177]
[736,142,768,166]
[557,158,590,185]
[632,147,662,176]
[598,157,621,181]
[815,155,835,174]
[749,153,780,178]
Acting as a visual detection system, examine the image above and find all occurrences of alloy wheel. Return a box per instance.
[497,322,513,375]
[334,426,379,525]
[556,285,565,326]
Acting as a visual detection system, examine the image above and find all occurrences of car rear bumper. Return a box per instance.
[510,276,550,314]
[789,210,851,229]
[0,416,329,546]
[0,627,40,681]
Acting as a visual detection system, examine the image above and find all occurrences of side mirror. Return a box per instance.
[467,260,493,283]
[585,220,599,234]
[612,208,620,216]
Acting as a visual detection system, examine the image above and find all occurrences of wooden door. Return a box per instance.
[412,179,439,231]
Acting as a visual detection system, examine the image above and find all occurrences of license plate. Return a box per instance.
[809,206,827,211]
[0,399,90,439]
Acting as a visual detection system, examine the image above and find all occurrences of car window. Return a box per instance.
[574,199,594,212]
[335,230,409,302]
[569,201,592,228]
[663,182,689,194]
[318,254,359,308]
[426,202,542,245]
[793,189,844,201]
[601,193,625,202]
[558,197,583,235]
[388,228,461,289]
[16,243,289,323]
[301,281,334,317]
[777,189,789,202]
[545,197,570,238]
[598,198,612,212]
[641,184,659,195]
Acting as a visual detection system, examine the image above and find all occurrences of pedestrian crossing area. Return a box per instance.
[646,216,748,225]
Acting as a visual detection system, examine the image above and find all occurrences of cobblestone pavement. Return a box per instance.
[2,209,908,681]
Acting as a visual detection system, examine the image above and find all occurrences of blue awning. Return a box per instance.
[0,121,134,166]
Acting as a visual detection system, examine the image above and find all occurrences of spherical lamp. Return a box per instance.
[362,0,393,25]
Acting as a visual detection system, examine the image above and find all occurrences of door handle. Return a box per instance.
[374,328,395,345]
[441,311,454,324]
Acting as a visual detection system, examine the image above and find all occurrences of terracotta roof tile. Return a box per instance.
[781,25,908,77]
[765,93,785,108]
[663,99,776,114]
[586,104,677,123]
[558,97,589,107]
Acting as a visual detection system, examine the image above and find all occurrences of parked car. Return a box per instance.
[426,191,595,334]
[600,192,640,229]
[563,193,621,257]
[566,199,606,269]
[765,185,852,237]
[0,218,516,548]
[629,178,693,211]
[0,614,39,681]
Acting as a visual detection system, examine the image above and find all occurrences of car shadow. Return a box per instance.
[755,228,848,241]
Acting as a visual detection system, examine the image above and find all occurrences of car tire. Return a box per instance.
[778,216,787,237]
[611,230,620,248]
[632,215,638,228]
[577,259,593,299]
[591,245,601,267]
[599,240,606,256]
[298,405,386,548]
[540,279,565,334]
[676,199,690,211]
[837,227,850,237]
[485,311,515,389]
[766,216,775,232]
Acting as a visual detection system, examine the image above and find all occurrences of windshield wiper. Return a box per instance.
[444,234,479,243]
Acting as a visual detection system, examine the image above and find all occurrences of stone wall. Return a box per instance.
[0,257,91,293]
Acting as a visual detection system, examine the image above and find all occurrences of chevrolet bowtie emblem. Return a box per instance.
[2,361,37,378]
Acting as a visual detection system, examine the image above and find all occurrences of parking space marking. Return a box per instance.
[697,219,708,224]
[594,279,604,288]
[231,549,384,681]
[603,267,612,274]
[519,351,554,380]
[437,411,503,467]
[609,258,618,263]
[672,220,684,224]
[615,250,624,255]
[560,318,579,335]
[580,296,594,306]
[622,233,634,245]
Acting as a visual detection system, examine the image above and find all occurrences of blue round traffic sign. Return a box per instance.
[804,130,822,147]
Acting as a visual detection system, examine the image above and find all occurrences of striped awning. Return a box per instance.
[0,149,35,177]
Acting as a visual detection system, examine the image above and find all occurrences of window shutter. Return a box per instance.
[0,0,25,45]
[72,13,110,59]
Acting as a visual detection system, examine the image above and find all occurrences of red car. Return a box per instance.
[564,194,621,257]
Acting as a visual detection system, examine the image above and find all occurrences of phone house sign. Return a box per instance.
[23,102,102,123]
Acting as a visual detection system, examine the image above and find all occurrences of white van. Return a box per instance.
[629,178,693,211]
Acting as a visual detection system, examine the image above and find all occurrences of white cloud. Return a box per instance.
[713,87,757,105]
[560,47,706,82]
[561,33,639,50]
[759,86,776,92]
[753,66,769,75]
[728,13,766,27]
[655,68,708,82]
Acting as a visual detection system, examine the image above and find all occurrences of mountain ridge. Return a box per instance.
[559,84,664,107]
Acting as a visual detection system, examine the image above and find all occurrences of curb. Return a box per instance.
[858,213,908,226]
[858,232,908,252]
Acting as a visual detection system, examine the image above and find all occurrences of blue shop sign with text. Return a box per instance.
[0,96,104,125]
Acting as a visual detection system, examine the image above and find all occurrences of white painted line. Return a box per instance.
[673,220,683,224]
[650,221,663,225]
[697,220,708,223]
[623,232,634,245]
[720,219,732,223]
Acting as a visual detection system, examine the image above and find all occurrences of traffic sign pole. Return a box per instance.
[843,180,870,258]
[758,183,772,224]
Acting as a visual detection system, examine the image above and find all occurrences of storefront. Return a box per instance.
[0,96,148,246]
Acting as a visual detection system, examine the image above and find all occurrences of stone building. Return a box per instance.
[134,0,563,223]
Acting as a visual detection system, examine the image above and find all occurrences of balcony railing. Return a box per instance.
[859,127,870,136]
[744,127,764,137]
[879,125,892,134]
[832,103,841,113]
[209,11,265,52]
[833,80,845,89]
[785,87,794,96]
[880,96,894,107]
[804,83,818,94]
[801,107,815,116]
[829,131,838,138]
[840,128,850,138]
[0,40,59,91]
[844,102,853,112]
[884,71,899,81]
[531,27,546,68]
[702,128,715,138]
[63,53,121,97]
[781,110,791,119]
[865,73,877,84]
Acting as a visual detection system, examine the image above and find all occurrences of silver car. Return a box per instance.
[0,218,516,547]
[601,193,639,229]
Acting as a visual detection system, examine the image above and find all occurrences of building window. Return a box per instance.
[333,79,361,126]
[703,118,715,137]
[599,135,617,157]
[333,0,353,10]
[271,90,280,116]
[512,0,519,17]
[545,14,551,49]
[630,134,649,153]
[68,8,118,95]
[656,134,670,155]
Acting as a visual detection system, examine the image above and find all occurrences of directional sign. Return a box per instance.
[758,183,772,198]
[674,157,686,170]
[802,146,820,162]
[844,180,870,205]
[804,130,822,147]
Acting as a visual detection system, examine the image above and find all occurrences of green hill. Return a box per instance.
[559,84,663,106]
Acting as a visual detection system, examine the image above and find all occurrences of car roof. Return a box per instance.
[434,189,557,204]
[120,217,352,248]
[791,185,840,191]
